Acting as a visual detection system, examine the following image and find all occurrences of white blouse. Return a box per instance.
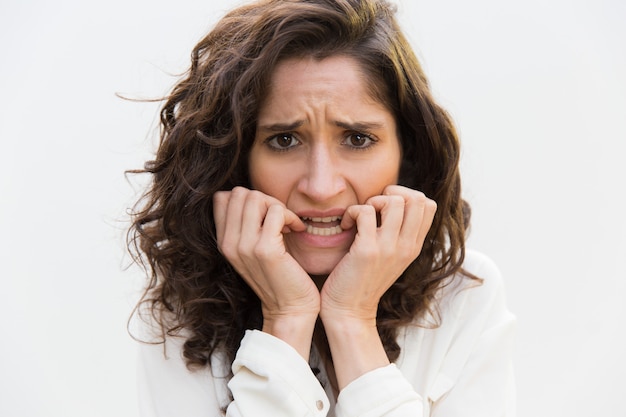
[137,250,516,416]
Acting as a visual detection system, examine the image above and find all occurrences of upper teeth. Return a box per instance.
[301,216,342,223]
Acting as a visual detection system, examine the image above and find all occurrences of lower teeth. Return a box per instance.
[306,225,342,236]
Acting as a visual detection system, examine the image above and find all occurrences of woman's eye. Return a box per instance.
[344,132,375,148]
[267,134,300,150]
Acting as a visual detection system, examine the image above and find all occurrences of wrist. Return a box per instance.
[319,304,377,328]
[262,313,318,360]
[320,314,390,391]
[320,312,379,344]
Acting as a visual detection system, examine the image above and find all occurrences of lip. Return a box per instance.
[295,208,346,219]
[290,226,355,249]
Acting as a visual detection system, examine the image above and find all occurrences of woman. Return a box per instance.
[129,0,516,416]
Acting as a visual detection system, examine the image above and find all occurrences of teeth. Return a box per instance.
[306,225,343,236]
[301,216,341,223]
[300,216,343,235]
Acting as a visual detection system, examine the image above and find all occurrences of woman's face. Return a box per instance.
[249,55,402,275]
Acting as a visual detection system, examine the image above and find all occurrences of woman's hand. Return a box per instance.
[319,185,437,388]
[213,187,320,359]
[321,185,437,320]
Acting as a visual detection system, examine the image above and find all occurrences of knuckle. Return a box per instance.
[358,245,378,258]
[252,242,273,259]
[267,203,283,214]
[246,189,264,203]
[231,186,248,198]
[219,242,237,260]
[388,194,405,207]
[408,190,426,204]
[237,239,255,256]
[213,190,224,201]
[348,205,367,218]
[382,184,402,195]
[363,204,377,215]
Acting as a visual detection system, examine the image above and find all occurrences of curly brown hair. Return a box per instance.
[129,0,471,370]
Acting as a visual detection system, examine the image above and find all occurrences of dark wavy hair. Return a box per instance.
[128,0,471,370]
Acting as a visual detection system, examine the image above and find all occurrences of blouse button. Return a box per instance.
[316,400,324,410]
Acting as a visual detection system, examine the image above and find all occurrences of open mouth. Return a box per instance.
[300,216,343,236]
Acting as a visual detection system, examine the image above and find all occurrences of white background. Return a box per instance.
[1,0,624,416]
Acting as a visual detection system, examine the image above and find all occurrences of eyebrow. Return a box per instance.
[257,121,304,132]
[257,120,385,132]
[334,120,385,131]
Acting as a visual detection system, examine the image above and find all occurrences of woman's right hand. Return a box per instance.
[213,187,320,359]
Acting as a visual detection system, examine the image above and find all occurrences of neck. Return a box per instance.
[309,274,329,291]
[312,318,339,398]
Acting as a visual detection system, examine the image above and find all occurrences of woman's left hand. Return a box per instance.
[320,185,437,323]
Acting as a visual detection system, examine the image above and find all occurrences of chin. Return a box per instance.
[292,251,344,276]
[303,264,334,276]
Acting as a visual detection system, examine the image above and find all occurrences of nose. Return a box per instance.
[296,143,346,202]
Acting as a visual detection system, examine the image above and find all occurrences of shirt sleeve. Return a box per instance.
[227,330,330,417]
[335,364,424,417]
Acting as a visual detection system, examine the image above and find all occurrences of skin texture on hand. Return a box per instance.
[321,185,436,320]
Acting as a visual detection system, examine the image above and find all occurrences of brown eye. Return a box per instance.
[267,133,300,150]
[345,132,375,149]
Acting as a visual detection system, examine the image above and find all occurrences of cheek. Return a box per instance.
[248,155,292,202]
[351,157,401,202]
[248,148,268,188]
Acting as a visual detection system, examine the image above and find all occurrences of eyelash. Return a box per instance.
[264,133,301,152]
[342,131,378,150]
[264,131,379,152]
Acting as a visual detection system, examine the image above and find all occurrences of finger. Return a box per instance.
[237,191,268,254]
[383,185,433,243]
[220,186,249,250]
[341,204,377,241]
[365,194,405,238]
[258,204,294,249]
[246,190,306,233]
[282,208,307,233]
[213,190,231,245]
[414,198,437,247]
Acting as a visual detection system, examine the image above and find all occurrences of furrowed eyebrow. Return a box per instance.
[334,120,385,131]
[257,120,304,132]
[257,120,385,132]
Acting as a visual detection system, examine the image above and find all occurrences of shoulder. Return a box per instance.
[461,249,501,282]
[448,249,506,302]
[453,249,504,295]
[434,250,513,327]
